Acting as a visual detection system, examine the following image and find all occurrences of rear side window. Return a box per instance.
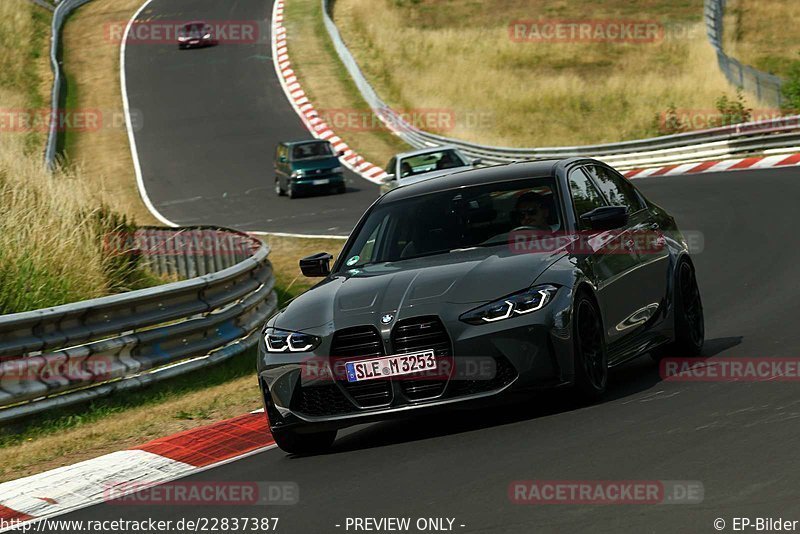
[583,165,645,213]
[568,168,606,226]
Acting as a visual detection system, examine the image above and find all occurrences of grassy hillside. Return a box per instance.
[723,0,800,78]
[332,0,763,147]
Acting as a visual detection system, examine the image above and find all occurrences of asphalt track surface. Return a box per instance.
[65,0,800,532]
[125,0,380,235]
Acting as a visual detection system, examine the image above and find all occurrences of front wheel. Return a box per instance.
[271,426,337,455]
[573,293,608,400]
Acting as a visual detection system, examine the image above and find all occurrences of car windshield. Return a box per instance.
[291,142,334,160]
[398,149,467,178]
[338,177,562,270]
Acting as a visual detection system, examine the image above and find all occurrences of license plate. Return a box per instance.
[312,179,329,185]
[345,350,436,382]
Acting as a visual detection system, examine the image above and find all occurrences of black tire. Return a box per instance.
[668,259,705,357]
[573,292,608,400]
[272,427,337,455]
[336,184,346,194]
[274,178,285,196]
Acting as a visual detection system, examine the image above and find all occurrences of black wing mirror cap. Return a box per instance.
[579,206,629,230]
[300,252,333,277]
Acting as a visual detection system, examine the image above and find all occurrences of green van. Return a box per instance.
[274,140,346,198]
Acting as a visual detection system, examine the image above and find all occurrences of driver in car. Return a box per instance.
[512,192,556,231]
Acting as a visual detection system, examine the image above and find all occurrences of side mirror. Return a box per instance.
[471,158,483,166]
[383,173,396,183]
[300,252,333,277]
[279,155,287,163]
[336,150,345,157]
[579,206,629,230]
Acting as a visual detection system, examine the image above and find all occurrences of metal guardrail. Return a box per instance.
[0,227,277,422]
[320,0,799,169]
[704,0,783,108]
[44,0,95,167]
[27,0,55,12]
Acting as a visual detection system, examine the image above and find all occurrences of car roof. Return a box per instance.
[380,158,587,202]
[281,139,331,147]
[393,145,464,160]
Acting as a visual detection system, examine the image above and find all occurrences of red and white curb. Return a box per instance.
[0,413,274,528]
[272,0,387,185]
[623,152,800,179]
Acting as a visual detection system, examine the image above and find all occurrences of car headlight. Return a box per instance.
[290,170,305,178]
[459,285,559,325]
[264,328,321,353]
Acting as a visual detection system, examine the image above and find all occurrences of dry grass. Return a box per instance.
[60,0,158,224]
[283,0,409,167]
[332,0,764,147]
[723,0,800,78]
[0,135,119,312]
[0,0,52,153]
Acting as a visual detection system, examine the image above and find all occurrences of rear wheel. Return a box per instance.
[271,426,337,455]
[573,293,608,400]
[671,260,704,355]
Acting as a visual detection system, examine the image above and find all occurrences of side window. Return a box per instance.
[584,165,645,213]
[568,168,607,227]
[385,157,397,175]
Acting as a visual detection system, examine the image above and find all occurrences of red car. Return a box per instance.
[177,21,218,49]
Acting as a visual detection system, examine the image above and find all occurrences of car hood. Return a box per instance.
[272,246,566,331]
[291,157,340,172]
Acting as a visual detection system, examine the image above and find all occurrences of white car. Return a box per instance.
[380,146,480,195]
